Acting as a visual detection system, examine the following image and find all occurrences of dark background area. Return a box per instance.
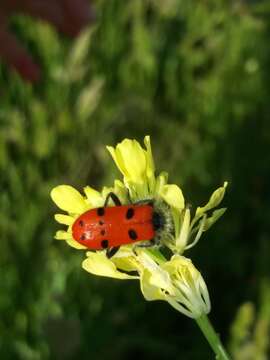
[1,1,270,359]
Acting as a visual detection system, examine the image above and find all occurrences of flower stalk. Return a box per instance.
[196,314,231,360]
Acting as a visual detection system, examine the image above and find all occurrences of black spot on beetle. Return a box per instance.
[99,220,104,225]
[79,220,84,227]
[128,229,138,240]
[80,234,86,241]
[101,239,109,248]
[153,211,164,231]
[97,207,105,216]
[126,208,134,219]
[100,229,105,236]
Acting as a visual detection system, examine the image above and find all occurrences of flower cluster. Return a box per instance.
[51,136,227,319]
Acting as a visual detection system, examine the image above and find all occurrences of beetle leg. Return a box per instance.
[135,239,157,248]
[104,192,122,207]
[133,198,154,206]
[106,246,120,259]
[132,240,157,256]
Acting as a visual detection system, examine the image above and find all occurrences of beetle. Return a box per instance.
[72,192,174,258]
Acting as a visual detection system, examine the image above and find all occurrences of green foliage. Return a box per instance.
[1,0,270,358]
[229,280,270,360]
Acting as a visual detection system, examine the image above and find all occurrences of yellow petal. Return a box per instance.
[55,230,72,240]
[107,137,157,200]
[144,135,155,174]
[51,185,89,214]
[113,180,129,204]
[82,252,138,279]
[107,139,147,182]
[160,184,185,210]
[84,186,104,207]
[143,136,155,191]
[175,208,191,252]
[140,269,167,301]
[121,139,147,180]
[137,252,172,291]
[113,256,140,273]
[106,145,127,177]
[54,214,74,225]
[155,172,168,194]
[115,246,136,258]
[101,186,115,201]
[55,229,86,249]
[66,237,87,249]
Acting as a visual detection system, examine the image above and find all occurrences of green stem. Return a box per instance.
[196,314,231,360]
[145,248,167,264]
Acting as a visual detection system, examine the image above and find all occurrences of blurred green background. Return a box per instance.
[1,0,270,359]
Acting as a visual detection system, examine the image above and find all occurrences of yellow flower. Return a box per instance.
[81,247,210,318]
[50,136,227,320]
[107,138,149,182]
[107,136,185,207]
[107,136,155,199]
[139,253,211,318]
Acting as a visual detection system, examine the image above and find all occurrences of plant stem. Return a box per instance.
[196,314,231,360]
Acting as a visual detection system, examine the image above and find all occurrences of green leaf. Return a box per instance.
[76,78,104,122]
